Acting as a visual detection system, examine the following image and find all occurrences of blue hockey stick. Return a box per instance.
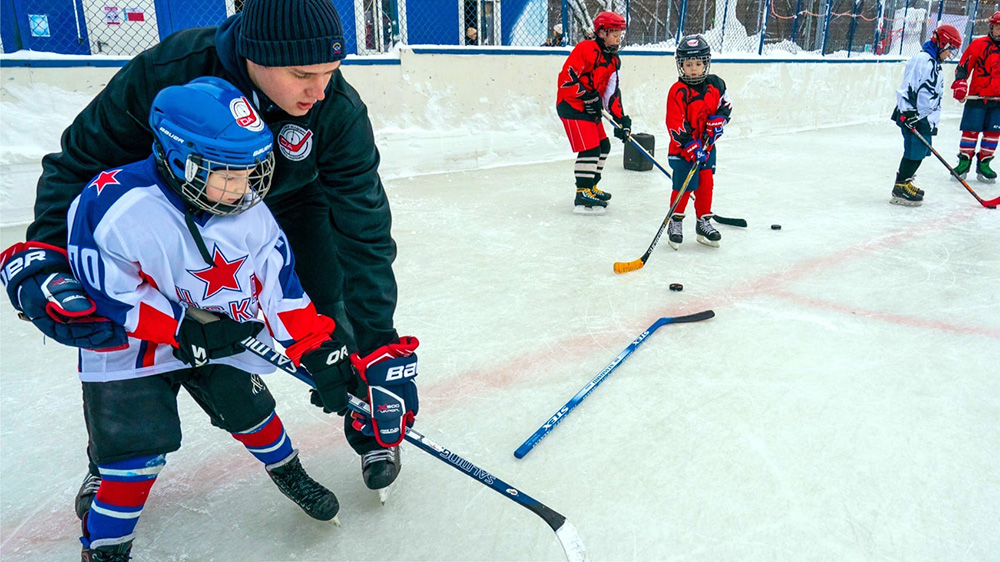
[183,308,587,561]
[514,310,715,459]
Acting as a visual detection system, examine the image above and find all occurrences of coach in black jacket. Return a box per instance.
[10,0,406,511]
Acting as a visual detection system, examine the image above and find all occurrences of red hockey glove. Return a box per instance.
[350,336,419,447]
[682,140,708,164]
[952,79,968,102]
[706,115,726,143]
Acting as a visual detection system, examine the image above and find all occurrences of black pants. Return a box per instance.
[84,365,276,465]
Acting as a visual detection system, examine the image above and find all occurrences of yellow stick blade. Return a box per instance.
[613,259,644,274]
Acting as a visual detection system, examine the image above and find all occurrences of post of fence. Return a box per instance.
[678,0,689,38]
[821,0,833,55]
[721,0,731,50]
[936,0,945,25]
[873,0,885,54]
[759,0,773,54]
[791,0,803,44]
[846,0,860,56]
[965,0,979,50]
[388,0,401,45]
[899,0,911,55]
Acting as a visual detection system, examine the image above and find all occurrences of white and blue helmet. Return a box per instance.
[150,76,274,216]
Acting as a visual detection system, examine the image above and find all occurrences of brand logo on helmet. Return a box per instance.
[686,38,699,46]
[277,124,314,162]
[230,96,264,132]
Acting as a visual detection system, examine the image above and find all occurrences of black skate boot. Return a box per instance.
[266,451,340,521]
[75,472,101,520]
[667,214,684,250]
[696,215,721,247]
[591,184,612,201]
[953,153,972,183]
[362,446,400,490]
[890,179,923,206]
[573,188,607,215]
[977,155,997,183]
[81,539,132,562]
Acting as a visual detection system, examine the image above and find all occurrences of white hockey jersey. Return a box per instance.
[895,46,944,127]
[67,155,335,382]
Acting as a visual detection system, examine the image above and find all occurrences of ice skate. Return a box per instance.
[75,472,101,520]
[81,539,132,562]
[573,188,607,215]
[890,180,923,206]
[266,451,340,522]
[362,446,400,505]
[591,185,612,201]
[976,155,997,183]
[667,214,684,250]
[953,153,972,182]
[696,215,721,247]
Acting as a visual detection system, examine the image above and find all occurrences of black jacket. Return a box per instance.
[28,15,398,353]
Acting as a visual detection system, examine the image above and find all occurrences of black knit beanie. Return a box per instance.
[237,0,346,67]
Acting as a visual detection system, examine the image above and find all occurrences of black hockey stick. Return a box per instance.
[183,308,587,561]
[910,129,999,209]
[602,109,673,179]
[712,214,748,227]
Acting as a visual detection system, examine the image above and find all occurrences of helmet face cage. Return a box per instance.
[676,37,711,84]
[175,152,275,216]
[932,25,962,58]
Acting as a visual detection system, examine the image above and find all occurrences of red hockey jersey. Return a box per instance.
[956,36,1000,98]
[556,40,625,121]
[665,75,733,156]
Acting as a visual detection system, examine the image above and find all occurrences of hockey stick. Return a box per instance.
[514,310,715,459]
[712,214,748,227]
[964,95,1000,100]
[613,163,699,273]
[183,308,587,562]
[602,110,673,179]
[910,129,1000,208]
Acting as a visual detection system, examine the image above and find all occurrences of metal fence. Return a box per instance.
[1,0,996,58]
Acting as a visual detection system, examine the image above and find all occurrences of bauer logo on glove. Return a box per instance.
[351,336,420,448]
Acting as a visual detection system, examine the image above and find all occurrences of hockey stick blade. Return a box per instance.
[182,309,589,562]
[514,310,714,459]
[613,258,646,274]
[712,214,748,227]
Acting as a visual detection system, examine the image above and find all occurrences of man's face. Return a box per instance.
[246,60,341,117]
[467,27,478,41]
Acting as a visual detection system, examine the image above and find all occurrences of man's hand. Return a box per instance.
[613,114,632,141]
[174,310,264,366]
[706,115,726,143]
[952,79,968,102]
[581,92,603,121]
[302,339,355,414]
[682,140,709,164]
[1,242,127,349]
[349,336,419,448]
[898,110,921,131]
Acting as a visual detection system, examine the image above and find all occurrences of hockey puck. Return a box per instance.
[669,283,683,292]
[771,224,782,230]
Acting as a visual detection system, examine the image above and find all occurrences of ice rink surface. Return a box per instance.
[1,114,999,561]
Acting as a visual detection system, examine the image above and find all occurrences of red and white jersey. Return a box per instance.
[66,155,334,382]
[556,40,625,121]
[665,75,733,156]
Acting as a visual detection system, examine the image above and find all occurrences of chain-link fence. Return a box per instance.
[0,0,996,58]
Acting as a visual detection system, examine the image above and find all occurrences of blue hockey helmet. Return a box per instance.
[149,76,275,216]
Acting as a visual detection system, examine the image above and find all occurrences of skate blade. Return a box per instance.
[696,235,720,247]
[573,205,606,215]
[378,485,393,505]
[331,515,342,527]
[953,173,967,181]
[889,196,922,207]
[977,174,997,184]
[668,240,680,250]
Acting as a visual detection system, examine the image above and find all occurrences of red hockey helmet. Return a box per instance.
[932,24,962,50]
[593,12,626,33]
[989,11,1000,26]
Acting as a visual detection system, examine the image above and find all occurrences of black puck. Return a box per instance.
[771,224,782,230]
[669,283,683,292]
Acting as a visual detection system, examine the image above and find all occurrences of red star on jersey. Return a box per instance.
[91,170,121,194]
[188,247,246,299]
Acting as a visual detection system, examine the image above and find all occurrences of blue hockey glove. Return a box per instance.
[706,115,726,143]
[1,242,127,349]
[350,336,419,448]
[682,140,709,164]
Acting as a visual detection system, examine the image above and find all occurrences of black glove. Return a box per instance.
[898,110,921,131]
[302,339,355,415]
[1,242,127,349]
[613,114,632,141]
[581,92,602,122]
[174,310,264,367]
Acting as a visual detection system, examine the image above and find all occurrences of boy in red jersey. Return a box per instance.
[556,11,632,214]
[951,11,1000,183]
[665,34,732,248]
